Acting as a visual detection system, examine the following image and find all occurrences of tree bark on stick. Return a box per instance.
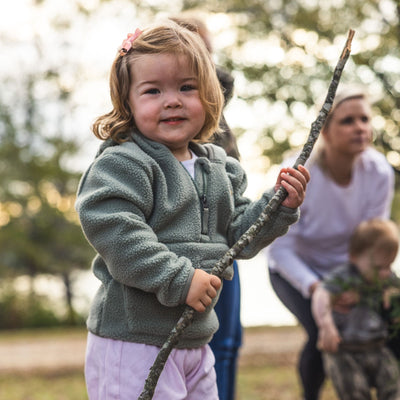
[138,29,355,400]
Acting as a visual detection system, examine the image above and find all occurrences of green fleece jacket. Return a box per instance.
[76,132,299,348]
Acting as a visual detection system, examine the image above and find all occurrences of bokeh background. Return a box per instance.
[1,0,399,330]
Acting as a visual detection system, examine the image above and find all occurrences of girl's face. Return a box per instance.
[322,98,372,157]
[128,53,206,161]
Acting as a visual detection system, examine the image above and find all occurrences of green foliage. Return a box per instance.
[0,46,95,324]
[1,0,400,330]
[392,190,400,224]
[388,296,400,336]
[176,0,400,222]
[328,273,400,337]
[0,287,85,330]
[0,93,95,278]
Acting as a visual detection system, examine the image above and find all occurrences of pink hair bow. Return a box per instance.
[119,28,142,56]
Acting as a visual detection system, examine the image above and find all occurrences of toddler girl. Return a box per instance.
[76,21,309,399]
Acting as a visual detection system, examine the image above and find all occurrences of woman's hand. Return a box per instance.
[274,165,310,209]
[317,323,342,353]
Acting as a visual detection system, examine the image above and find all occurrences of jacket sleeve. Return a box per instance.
[225,158,300,259]
[75,150,194,307]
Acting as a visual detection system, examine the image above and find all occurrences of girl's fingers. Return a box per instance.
[207,287,217,299]
[210,276,221,290]
[281,180,303,203]
[281,173,305,197]
[298,165,311,186]
[201,297,212,308]
[275,165,309,208]
[285,166,310,188]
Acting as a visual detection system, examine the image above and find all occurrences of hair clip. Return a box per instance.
[119,28,142,56]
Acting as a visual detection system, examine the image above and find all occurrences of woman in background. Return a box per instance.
[266,87,395,400]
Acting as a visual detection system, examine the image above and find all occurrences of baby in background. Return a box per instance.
[312,218,400,400]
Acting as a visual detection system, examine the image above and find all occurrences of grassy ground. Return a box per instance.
[0,365,338,400]
[0,364,339,400]
[0,370,87,400]
[237,354,337,400]
[0,326,339,400]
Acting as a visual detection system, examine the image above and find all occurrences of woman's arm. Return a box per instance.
[312,285,341,353]
[267,227,321,298]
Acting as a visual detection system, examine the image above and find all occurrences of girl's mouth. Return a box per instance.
[162,117,185,124]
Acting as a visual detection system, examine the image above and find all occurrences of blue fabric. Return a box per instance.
[209,261,242,400]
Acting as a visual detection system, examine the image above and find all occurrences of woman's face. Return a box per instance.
[322,97,373,157]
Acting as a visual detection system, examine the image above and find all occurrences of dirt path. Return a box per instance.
[0,331,87,373]
[239,325,305,366]
[0,325,305,373]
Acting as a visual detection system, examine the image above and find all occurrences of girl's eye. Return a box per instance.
[361,116,370,123]
[144,88,160,95]
[181,84,196,92]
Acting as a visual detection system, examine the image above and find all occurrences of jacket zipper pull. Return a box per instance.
[201,194,209,235]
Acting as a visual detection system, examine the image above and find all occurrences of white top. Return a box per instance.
[181,151,198,178]
[266,147,395,298]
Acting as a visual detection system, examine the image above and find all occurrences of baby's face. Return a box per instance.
[356,248,397,282]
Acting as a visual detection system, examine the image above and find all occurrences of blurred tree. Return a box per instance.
[1,0,400,330]
[48,0,400,220]
[82,0,399,224]
[0,72,94,325]
[174,0,400,220]
[170,0,400,211]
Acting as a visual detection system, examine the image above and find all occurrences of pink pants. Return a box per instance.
[85,332,219,400]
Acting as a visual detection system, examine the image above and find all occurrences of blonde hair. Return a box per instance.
[169,15,212,52]
[322,86,369,134]
[313,86,372,166]
[93,21,224,143]
[349,218,399,257]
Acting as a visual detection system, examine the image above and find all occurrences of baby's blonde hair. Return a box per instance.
[93,21,224,143]
[349,218,399,257]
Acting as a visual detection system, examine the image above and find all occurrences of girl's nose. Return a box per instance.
[164,92,182,108]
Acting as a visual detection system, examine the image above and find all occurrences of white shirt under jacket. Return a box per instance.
[266,146,395,298]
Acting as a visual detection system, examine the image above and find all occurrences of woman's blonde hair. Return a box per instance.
[313,86,372,165]
[92,21,224,143]
[322,86,369,133]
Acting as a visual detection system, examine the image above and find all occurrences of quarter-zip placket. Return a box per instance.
[199,169,209,235]
[180,156,210,236]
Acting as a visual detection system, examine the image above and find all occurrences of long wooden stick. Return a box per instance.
[138,29,355,400]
